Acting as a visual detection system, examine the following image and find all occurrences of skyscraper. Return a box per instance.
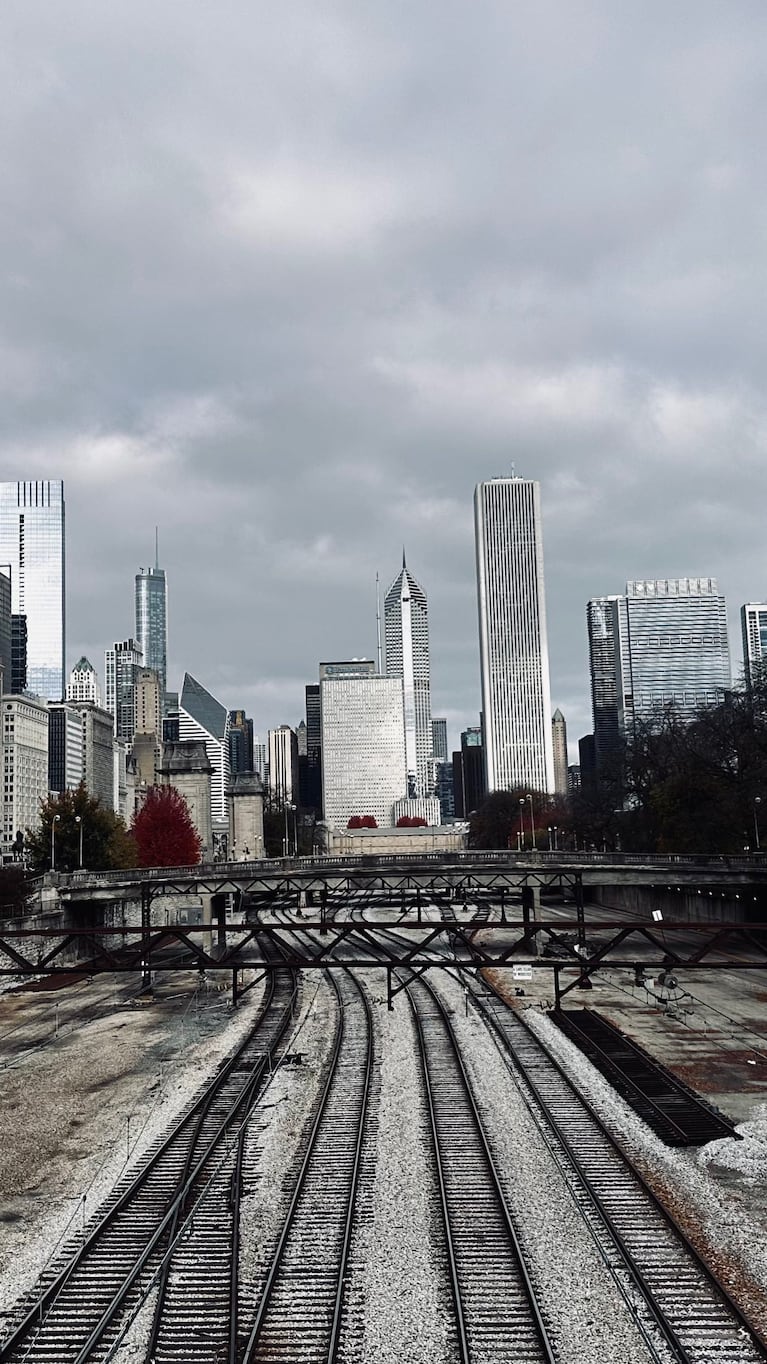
[587,595,628,773]
[135,551,168,712]
[432,717,448,763]
[741,603,767,691]
[551,709,568,795]
[320,668,407,828]
[0,480,65,700]
[179,673,231,827]
[104,638,142,740]
[384,555,433,797]
[67,656,102,707]
[588,579,731,749]
[474,477,554,794]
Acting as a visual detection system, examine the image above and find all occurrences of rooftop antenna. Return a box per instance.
[510,462,516,479]
[376,573,383,674]
[155,526,159,570]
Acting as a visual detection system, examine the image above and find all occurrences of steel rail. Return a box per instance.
[239,968,373,1363]
[0,967,297,1364]
[474,974,767,1363]
[405,970,557,1364]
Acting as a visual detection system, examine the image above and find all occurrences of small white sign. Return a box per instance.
[512,964,533,981]
[652,909,664,922]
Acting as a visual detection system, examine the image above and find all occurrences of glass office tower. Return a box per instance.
[135,562,167,712]
[0,481,65,700]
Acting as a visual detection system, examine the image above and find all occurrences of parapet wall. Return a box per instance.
[588,882,747,924]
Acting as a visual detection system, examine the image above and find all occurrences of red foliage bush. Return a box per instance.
[131,785,203,868]
[347,815,378,829]
[396,816,428,827]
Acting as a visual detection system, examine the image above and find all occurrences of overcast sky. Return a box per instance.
[2,1,766,755]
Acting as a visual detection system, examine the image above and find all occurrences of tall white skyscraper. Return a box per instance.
[0,480,65,700]
[384,555,433,797]
[741,603,767,691]
[474,477,555,794]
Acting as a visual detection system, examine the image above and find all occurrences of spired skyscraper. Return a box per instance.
[135,539,168,713]
[0,480,65,700]
[474,477,555,794]
[384,554,433,798]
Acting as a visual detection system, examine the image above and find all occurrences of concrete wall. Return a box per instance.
[589,882,748,924]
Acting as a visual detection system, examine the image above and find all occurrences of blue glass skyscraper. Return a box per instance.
[135,544,168,712]
[0,480,65,700]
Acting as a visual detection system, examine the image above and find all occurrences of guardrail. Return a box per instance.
[59,848,767,888]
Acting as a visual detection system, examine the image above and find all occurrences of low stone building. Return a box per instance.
[316,822,467,856]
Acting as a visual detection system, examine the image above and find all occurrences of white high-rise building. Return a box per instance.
[66,657,102,707]
[320,668,407,828]
[2,694,49,860]
[179,673,231,827]
[474,477,555,794]
[741,603,767,691]
[268,725,299,805]
[384,556,433,797]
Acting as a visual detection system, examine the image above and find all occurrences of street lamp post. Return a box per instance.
[525,793,535,849]
[74,815,83,869]
[51,813,61,871]
[284,803,296,857]
[754,797,762,851]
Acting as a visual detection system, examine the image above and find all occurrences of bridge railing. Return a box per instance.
[59,848,767,888]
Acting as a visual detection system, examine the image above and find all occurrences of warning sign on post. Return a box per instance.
[512,964,533,981]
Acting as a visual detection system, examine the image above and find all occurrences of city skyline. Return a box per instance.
[2,5,766,762]
[4,473,765,767]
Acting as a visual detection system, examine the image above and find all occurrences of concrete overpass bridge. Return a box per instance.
[2,850,765,1007]
[44,848,767,903]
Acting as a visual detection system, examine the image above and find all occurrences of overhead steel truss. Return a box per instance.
[1,911,766,1009]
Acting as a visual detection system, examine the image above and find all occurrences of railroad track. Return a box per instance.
[0,966,298,1364]
[239,967,372,1363]
[404,972,556,1364]
[469,977,767,1364]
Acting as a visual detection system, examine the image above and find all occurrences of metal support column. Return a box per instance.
[232,969,239,1007]
[553,964,561,1011]
[320,887,328,935]
[499,886,506,923]
[574,875,586,952]
[416,886,422,925]
[140,884,152,992]
[387,966,395,1011]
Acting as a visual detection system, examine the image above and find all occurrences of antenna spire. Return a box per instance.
[155,526,159,570]
[376,573,383,674]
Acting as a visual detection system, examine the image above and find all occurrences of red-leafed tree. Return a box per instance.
[396,816,427,827]
[131,785,203,868]
[347,815,378,829]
